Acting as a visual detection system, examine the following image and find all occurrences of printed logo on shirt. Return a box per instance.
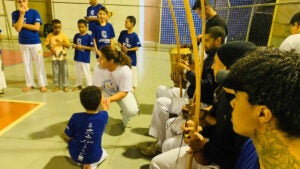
[101,31,107,38]
[124,38,132,48]
[77,122,95,162]
[102,80,118,95]
[77,38,82,45]
[91,10,95,16]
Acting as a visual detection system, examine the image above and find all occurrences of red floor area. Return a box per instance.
[0,100,41,131]
[1,50,51,66]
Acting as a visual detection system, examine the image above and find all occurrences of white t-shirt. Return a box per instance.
[279,33,300,54]
[92,64,132,95]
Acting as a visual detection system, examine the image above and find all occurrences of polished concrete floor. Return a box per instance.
[0,40,173,169]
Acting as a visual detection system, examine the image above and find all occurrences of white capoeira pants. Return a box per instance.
[102,90,139,125]
[149,85,189,148]
[150,146,219,169]
[0,55,7,89]
[162,117,187,152]
[132,66,138,88]
[19,44,47,87]
[74,61,92,86]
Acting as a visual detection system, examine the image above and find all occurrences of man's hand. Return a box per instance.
[196,34,202,43]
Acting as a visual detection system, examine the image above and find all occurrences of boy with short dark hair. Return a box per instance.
[72,19,94,91]
[65,86,108,169]
[279,12,300,54]
[45,19,70,92]
[118,15,141,88]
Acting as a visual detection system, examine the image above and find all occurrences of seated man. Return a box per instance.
[279,12,300,54]
[150,41,257,169]
[141,26,226,156]
[217,48,300,169]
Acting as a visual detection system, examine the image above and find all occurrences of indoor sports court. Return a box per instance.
[0,0,299,169]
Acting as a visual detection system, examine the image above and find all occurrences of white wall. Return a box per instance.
[0,0,18,38]
[1,0,141,43]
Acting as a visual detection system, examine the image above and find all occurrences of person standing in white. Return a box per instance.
[12,0,48,92]
[0,29,7,94]
[279,12,300,54]
[92,46,139,127]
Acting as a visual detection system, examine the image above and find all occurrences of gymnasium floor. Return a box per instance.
[0,40,173,169]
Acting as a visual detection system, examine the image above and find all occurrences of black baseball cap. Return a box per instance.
[215,41,257,91]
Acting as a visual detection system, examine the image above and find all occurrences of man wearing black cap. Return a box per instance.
[150,41,256,169]
[217,48,300,169]
[192,0,228,42]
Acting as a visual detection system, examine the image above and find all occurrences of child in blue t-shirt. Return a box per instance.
[85,0,104,34]
[65,86,108,169]
[72,19,94,91]
[92,6,115,59]
[118,16,141,89]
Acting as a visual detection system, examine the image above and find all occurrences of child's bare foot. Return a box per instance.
[40,87,48,93]
[83,164,91,169]
[52,86,59,92]
[22,86,33,92]
[63,87,69,92]
[72,86,82,91]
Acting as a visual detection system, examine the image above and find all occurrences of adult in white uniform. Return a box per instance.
[92,46,139,126]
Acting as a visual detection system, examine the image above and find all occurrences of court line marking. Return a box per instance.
[0,99,46,136]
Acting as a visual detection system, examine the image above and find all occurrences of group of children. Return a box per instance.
[10,0,141,169]
[45,6,141,93]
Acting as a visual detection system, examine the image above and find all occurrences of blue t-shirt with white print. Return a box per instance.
[86,4,103,33]
[118,30,141,66]
[65,111,108,164]
[12,9,42,44]
[92,22,115,51]
[73,33,94,63]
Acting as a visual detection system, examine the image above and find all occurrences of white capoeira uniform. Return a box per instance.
[150,146,219,169]
[92,64,139,126]
[12,9,47,88]
[148,85,190,148]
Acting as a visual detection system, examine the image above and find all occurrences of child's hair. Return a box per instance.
[127,16,136,26]
[52,19,61,25]
[80,86,102,111]
[77,19,87,26]
[99,6,108,14]
[289,12,300,25]
[100,46,132,68]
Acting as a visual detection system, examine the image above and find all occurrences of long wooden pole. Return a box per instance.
[183,0,206,168]
[167,0,183,97]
